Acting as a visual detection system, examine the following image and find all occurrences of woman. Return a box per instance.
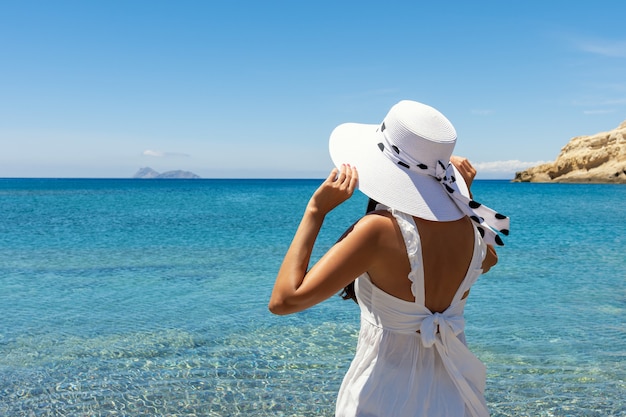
[269,100,509,417]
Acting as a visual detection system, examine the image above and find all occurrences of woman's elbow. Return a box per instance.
[268,299,289,315]
[268,296,297,315]
[269,293,310,315]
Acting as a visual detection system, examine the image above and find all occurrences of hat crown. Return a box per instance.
[382,100,457,167]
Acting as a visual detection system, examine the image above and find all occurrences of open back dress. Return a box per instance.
[335,208,490,417]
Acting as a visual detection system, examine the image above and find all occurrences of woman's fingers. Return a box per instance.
[335,164,356,191]
[450,156,476,188]
[348,165,358,192]
[338,165,347,179]
[311,165,358,214]
[326,168,339,183]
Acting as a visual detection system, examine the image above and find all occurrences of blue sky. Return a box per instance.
[1,1,625,179]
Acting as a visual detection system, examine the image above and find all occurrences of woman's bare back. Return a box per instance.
[366,211,476,313]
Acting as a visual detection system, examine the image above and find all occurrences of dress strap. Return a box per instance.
[382,205,425,306]
[450,223,488,305]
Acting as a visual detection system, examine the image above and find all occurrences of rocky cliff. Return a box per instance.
[513,120,626,183]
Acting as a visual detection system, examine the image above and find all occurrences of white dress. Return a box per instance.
[335,208,490,417]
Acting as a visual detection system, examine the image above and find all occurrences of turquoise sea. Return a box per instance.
[0,178,624,416]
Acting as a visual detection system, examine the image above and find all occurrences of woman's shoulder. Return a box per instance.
[347,209,407,250]
[359,209,395,228]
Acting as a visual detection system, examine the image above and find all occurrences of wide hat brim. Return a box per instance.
[329,122,470,221]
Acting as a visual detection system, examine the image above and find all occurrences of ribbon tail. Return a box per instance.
[469,202,510,236]
[434,337,490,417]
[448,193,509,247]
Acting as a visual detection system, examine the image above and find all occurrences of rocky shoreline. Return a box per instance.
[513,120,626,183]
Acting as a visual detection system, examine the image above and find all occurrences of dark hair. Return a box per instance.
[340,198,379,303]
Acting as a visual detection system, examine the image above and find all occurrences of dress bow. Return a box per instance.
[420,312,465,349]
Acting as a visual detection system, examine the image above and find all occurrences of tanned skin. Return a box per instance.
[269,157,497,316]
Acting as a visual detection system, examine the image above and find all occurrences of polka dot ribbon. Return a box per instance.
[377,132,510,246]
[434,161,509,246]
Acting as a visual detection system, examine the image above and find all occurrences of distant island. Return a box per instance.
[133,167,201,179]
[514,119,626,183]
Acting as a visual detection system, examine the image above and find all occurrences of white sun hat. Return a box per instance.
[329,100,510,245]
[329,100,468,220]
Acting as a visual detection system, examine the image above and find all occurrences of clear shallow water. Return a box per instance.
[0,179,624,416]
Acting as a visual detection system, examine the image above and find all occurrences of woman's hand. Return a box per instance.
[307,165,358,216]
[450,156,476,189]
